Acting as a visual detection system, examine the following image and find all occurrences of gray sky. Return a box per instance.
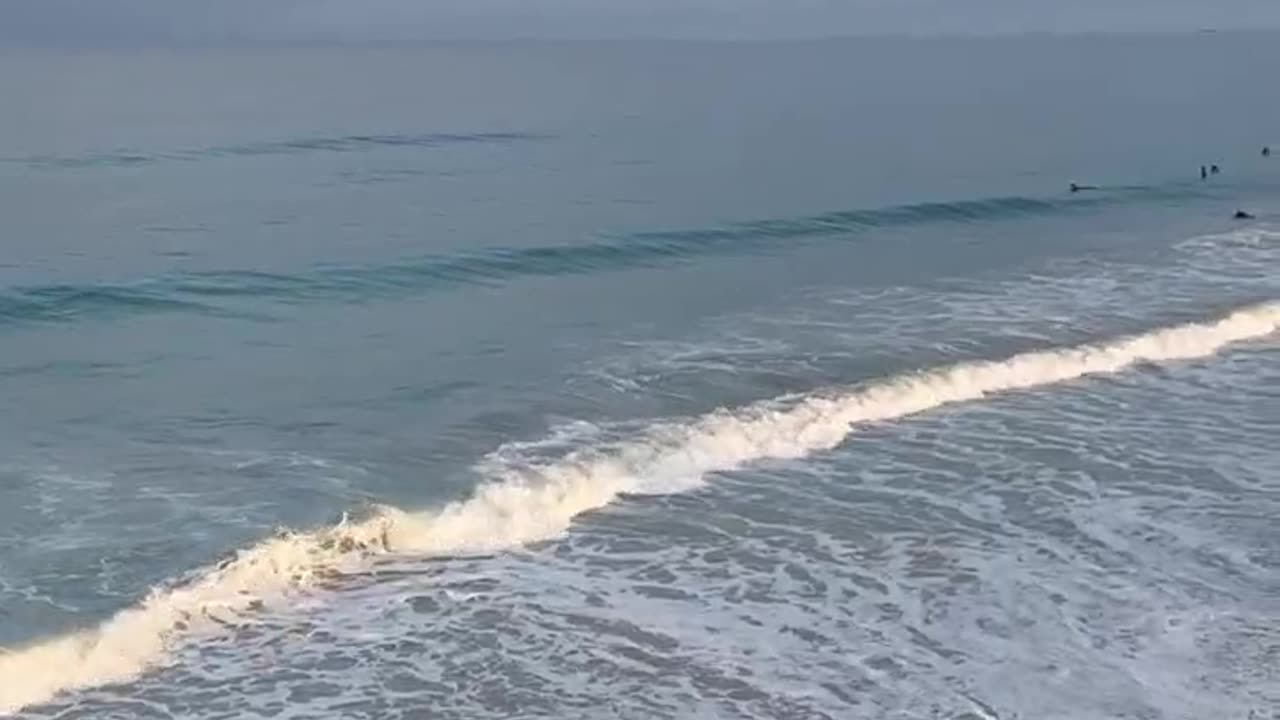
[3,0,1280,45]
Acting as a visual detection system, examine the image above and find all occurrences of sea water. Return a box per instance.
[1,35,1278,719]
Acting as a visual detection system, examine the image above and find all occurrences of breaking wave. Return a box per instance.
[2,299,1277,714]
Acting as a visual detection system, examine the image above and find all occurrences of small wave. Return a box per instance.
[1175,224,1280,251]
[0,284,212,323]
[0,281,275,326]
[623,185,1200,248]
[2,300,1277,713]
[0,188,1196,329]
[6,132,547,170]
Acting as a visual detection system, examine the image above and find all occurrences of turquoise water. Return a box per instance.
[2,35,1278,718]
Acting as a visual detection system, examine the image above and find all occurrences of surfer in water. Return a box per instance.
[1069,183,1098,193]
[1200,165,1208,180]
[1211,164,1221,175]
[1233,210,1254,220]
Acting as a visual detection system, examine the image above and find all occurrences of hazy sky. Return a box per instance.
[3,0,1279,45]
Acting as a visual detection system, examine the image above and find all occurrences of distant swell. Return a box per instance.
[2,300,1277,714]
[0,188,1193,328]
[6,131,546,170]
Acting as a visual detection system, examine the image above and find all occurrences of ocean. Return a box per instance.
[1,34,1278,719]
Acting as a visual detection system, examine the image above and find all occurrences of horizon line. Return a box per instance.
[4,26,1280,51]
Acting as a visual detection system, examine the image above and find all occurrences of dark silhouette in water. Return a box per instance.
[1210,164,1220,175]
[1069,183,1098,193]
[1233,210,1254,220]
[1200,165,1208,180]
[1265,146,1272,157]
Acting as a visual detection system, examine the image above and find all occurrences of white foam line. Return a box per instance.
[2,300,1277,714]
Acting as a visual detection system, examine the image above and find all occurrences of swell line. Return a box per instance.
[0,186,1200,329]
[5,131,547,170]
[2,300,1277,714]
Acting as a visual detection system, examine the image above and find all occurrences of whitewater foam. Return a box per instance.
[2,300,1278,714]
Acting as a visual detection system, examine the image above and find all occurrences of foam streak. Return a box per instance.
[2,301,1277,713]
